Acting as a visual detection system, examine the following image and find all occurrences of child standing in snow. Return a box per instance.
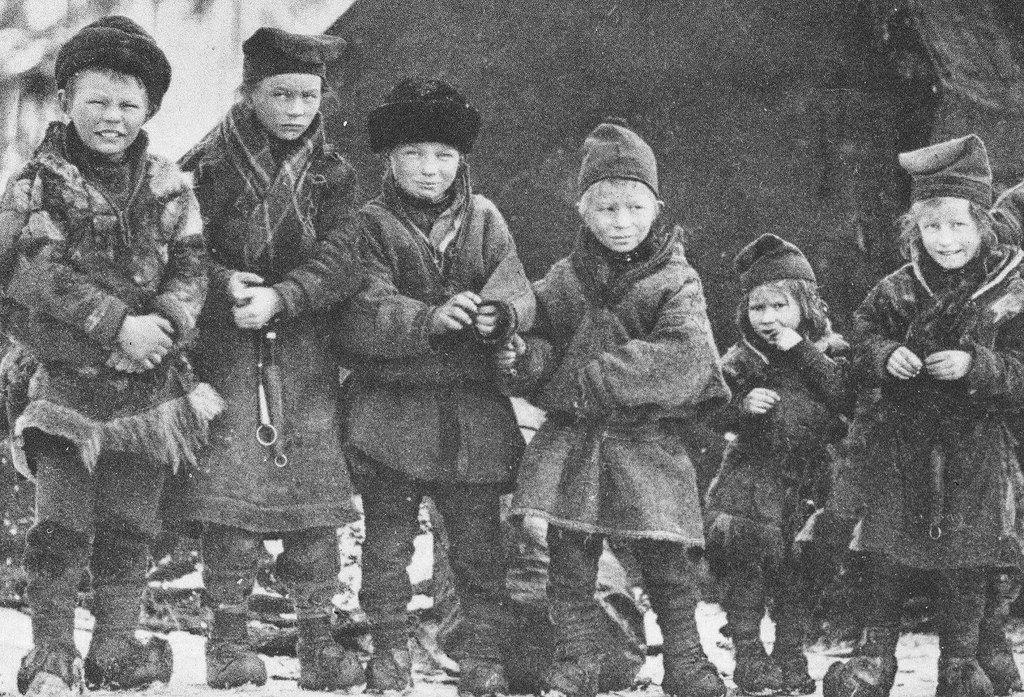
[824,134,1024,697]
[703,234,852,696]
[498,120,731,697]
[0,16,218,696]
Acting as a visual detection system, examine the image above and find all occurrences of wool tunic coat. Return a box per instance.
[334,168,534,486]
[509,224,730,544]
[848,243,1024,570]
[172,105,363,532]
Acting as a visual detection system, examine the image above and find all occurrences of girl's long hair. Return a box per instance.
[736,278,832,343]
[897,199,997,261]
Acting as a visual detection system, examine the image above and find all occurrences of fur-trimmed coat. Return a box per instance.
[0,121,220,476]
[847,243,1024,569]
[704,327,852,564]
[334,167,534,486]
[171,105,364,532]
[508,224,730,543]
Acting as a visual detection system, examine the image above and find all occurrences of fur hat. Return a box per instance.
[367,78,481,153]
[735,233,816,292]
[242,27,346,85]
[898,134,992,208]
[578,120,658,197]
[55,15,171,110]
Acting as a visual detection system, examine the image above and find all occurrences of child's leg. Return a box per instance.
[822,553,902,697]
[542,525,604,697]
[978,570,1023,695]
[84,449,172,689]
[935,566,992,697]
[721,557,782,695]
[633,541,726,697]
[18,432,93,695]
[359,465,422,692]
[201,523,267,688]
[771,556,816,694]
[278,526,363,691]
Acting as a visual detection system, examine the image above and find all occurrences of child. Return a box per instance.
[498,121,731,697]
[0,16,220,696]
[823,134,1024,697]
[334,77,535,696]
[703,234,852,696]
[175,28,365,691]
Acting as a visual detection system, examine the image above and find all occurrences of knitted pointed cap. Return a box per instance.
[735,233,816,292]
[898,134,992,207]
[578,119,658,197]
[242,27,346,84]
[55,15,171,110]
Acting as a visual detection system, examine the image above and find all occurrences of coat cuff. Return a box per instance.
[872,340,903,382]
[577,360,613,417]
[965,344,1000,396]
[273,280,307,320]
[475,300,517,346]
[86,296,131,348]
[149,295,192,338]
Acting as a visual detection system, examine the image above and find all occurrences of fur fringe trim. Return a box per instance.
[704,511,785,565]
[13,382,224,478]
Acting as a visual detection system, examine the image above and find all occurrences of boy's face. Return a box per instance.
[579,179,660,254]
[60,69,149,161]
[748,284,801,343]
[389,142,461,202]
[919,197,982,270]
[250,73,322,141]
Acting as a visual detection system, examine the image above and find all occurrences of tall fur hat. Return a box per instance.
[898,134,992,208]
[242,27,346,85]
[55,15,171,111]
[578,120,658,197]
[367,77,481,154]
[735,233,816,293]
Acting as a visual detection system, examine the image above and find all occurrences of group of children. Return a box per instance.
[1,13,1024,697]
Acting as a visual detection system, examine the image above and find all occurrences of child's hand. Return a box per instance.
[886,346,923,380]
[232,287,283,330]
[117,314,173,366]
[765,326,803,351]
[495,334,526,371]
[430,291,481,335]
[743,387,781,415]
[925,350,972,381]
[228,271,265,305]
[475,302,499,338]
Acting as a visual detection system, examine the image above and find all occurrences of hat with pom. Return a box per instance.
[578,120,658,197]
[55,15,171,111]
[242,27,346,85]
[898,134,992,208]
[367,77,481,153]
[735,233,816,292]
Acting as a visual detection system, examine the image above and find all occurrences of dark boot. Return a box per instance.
[296,616,364,692]
[772,606,815,695]
[458,657,510,697]
[205,608,267,688]
[648,583,726,697]
[978,573,1023,696]
[17,643,84,697]
[365,633,413,695]
[542,599,607,697]
[84,584,172,689]
[731,614,782,696]
[457,597,510,697]
[822,627,898,697]
[937,657,994,697]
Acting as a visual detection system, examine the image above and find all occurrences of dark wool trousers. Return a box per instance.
[357,462,510,661]
[23,431,166,646]
[201,523,340,621]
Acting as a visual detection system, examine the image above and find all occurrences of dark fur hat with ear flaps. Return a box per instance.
[366,77,481,153]
[735,233,816,293]
[55,15,171,110]
[899,134,993,208]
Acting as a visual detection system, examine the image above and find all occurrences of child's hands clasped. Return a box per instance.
[430,291,481,335]
[494,334,526,371]
[743,387,781,415]
[924,349,972,381]
[116,314,174,370]
[886,346,923,380]
[229,271,283,330]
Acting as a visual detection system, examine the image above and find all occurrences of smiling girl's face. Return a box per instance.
[918,196,982,270]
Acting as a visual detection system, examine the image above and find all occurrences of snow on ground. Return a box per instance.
[2,604,1021,696]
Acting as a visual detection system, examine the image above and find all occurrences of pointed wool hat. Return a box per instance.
[735,233,816,292]
[578,120,658,197]
[898,134,992,208]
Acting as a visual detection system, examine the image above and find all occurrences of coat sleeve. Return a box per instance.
[964,294,1024,408]
[0,171,32,287]
[475,199,536,343]
[576,269,729,415]
[500,276,560,397]
[179,142,236,296]
[148,186,208,343]
[334,217,436,360]
[705,346,757,433]
[273,157,366,318]
[788,337,855,416]
[4,175,129,348]
[851,277,905,388]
